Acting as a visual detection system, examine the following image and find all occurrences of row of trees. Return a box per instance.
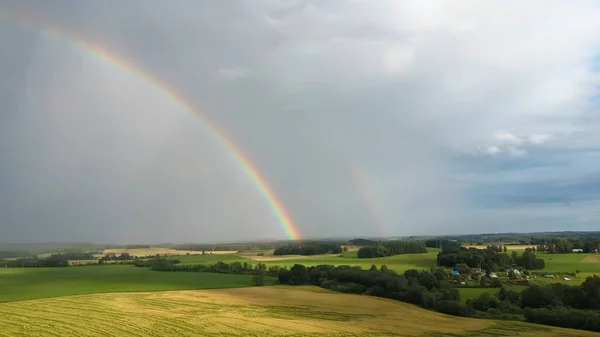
[348,238,378,246]
[437,247,545,271]
[536,238,600,254]
[278,263,463,313]
[273,243,343,256]
[135,258,276,286]
[0,250,32,259]
[3,256,69,268]
[424,239,461,250]
[48,252,95,260]
[99,253,136,262]
[357,241,427,258]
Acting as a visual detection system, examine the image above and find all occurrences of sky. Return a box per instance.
[0,1,600,243]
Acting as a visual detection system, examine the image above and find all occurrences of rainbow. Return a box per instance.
[351,168,390,236]
[0,10,301,240]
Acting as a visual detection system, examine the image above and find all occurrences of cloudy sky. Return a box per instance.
[1,1,599,243]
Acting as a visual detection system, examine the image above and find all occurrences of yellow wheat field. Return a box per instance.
[582,255,600,264]
[0,286,595,337]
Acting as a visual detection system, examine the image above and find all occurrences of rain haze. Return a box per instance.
[1,1,600,243]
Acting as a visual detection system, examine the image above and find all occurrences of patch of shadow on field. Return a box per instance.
[426,321,554,337]
[260,305,377,322]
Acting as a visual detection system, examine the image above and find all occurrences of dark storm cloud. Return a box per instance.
[1,1,600,242]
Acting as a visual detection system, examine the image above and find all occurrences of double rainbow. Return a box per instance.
[0,10,301,240]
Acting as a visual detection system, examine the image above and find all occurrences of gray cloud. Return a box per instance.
[1,1,600,243]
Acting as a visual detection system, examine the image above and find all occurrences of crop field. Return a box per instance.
[466,245,537,251]
[178,249,440,273]
[0,264,275,303]
[540,253,600,274]
[101,248,238,257]
[0,286,595,337]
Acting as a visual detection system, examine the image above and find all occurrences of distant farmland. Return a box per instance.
[101,247,238,257]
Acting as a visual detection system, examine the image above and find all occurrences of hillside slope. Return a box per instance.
[0,286,596,336]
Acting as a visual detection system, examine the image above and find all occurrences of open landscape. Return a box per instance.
[3,1,600,335]
[2,233,600,335]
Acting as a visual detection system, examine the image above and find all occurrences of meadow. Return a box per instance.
[178,249,440,273]
[0,264,276,303]
[0,286,595,337]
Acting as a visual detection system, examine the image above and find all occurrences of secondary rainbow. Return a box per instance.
[351,168,390,236]
[1,10,301,240]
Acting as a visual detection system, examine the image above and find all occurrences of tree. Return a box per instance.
[521,286,562,308]
[511,250,519,261]
[253,263,267,286]
[436,300,473,317]
[503,245,508,253]
[289,264,310,285]
[369,264,378,271]
[471,293,499,312]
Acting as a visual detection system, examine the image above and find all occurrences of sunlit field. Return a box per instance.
[178,248,440,273]
[0,265,275,303]
[0,286,595,337]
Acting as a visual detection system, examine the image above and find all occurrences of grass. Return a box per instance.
[0,264,275,303]
[177,254,249,264]
[0,286,595,337]
[540,253,600,273]
[177,249,441,274]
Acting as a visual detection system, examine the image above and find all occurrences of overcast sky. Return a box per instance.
[1,1,600,243]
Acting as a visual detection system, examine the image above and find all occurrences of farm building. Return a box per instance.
[573,249,584,253]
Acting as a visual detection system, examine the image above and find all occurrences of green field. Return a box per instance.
[178,249,440,273]
[175,253,247,264]
[0,286,596,337]
[0,265,276,303]
[458,285,529,302]
[541,253,600,273]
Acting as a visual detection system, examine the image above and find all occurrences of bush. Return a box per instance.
[471,293,499,312]
[524,308,600,332]
[436,300,473,317]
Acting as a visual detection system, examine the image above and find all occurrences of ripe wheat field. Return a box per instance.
[0,286,596,337]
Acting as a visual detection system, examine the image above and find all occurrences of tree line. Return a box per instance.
[465,276,600,332]
[535,238,600,254]
[0,250,32,259]
[273,243,343,256]
[437,246,545,271]
[357,241,427,258]
[134,258,279,286]
[3,255,69,268]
